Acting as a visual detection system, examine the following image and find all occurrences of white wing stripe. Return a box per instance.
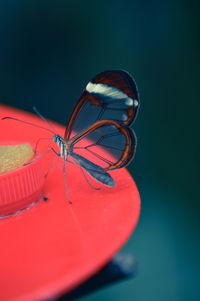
[86,82,134,106]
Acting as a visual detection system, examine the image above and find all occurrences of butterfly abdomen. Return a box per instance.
[71,152,115,187]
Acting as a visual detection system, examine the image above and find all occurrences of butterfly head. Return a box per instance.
[53,135,68,158]
[53,134,62,143]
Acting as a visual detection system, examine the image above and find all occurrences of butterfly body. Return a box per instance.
[2,70,140,203]
[51,70,140,199]
[52,132,116,187]
[52,135,68,158]
[61,70,139,196]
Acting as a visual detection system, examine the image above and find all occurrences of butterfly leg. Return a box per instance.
[34,137,52,154]
[44,154,58,178]
[63,156,72,204]
[24,147,60,166]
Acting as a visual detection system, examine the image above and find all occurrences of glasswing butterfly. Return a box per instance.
[2,70,140,204]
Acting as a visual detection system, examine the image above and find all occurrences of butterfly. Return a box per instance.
[2,70,140,204]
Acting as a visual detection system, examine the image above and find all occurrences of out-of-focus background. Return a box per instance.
[0,1,199,300]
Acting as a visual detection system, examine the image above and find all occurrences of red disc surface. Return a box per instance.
[0,105,140,301]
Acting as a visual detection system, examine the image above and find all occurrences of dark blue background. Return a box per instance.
[0,1,199,300]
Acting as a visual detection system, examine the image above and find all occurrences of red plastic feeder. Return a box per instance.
[0,104,140,301]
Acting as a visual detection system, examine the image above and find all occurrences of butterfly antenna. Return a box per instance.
[1,117,56,135]
[33,106,58,135]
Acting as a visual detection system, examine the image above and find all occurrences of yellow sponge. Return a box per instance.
[0,144,34,174]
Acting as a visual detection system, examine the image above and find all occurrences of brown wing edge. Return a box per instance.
[104,126,136,171]
[66,119,136,172]
[64,96,86,141]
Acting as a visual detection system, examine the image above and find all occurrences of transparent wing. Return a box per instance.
[68,120,136,171]
[64,70,140,140]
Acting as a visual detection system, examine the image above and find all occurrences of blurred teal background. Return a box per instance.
[0,1,199,300]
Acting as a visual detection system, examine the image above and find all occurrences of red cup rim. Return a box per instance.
[0,142,45,217]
